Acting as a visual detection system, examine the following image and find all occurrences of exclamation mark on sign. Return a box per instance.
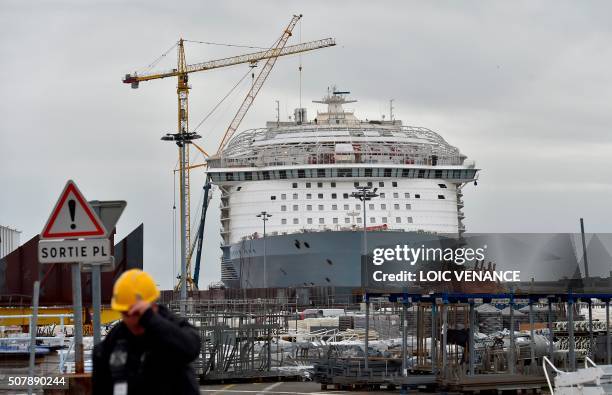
[68,199,76,229]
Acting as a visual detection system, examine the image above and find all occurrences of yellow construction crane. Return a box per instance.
[122,15,335,294]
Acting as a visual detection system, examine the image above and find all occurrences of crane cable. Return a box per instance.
[172,171,177,283]
[183,39,268,50]
[190,67,253,134]
[138,42,178,74]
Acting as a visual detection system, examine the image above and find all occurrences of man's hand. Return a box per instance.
[127,299,151,317]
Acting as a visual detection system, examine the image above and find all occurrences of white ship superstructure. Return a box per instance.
[207,88,478,287]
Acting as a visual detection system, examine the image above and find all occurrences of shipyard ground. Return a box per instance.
[200,382,452,394]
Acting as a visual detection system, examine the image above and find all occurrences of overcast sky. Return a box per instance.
[1,1,611,289]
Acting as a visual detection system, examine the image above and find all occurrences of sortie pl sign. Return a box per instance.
[38,180,111,264]
[38,238,111,264]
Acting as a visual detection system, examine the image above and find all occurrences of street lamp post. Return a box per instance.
[351,186,379,374]
[256,211,272,288]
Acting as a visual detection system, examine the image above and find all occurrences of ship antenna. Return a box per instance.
[299,18,302,109]
[275,100,280,127]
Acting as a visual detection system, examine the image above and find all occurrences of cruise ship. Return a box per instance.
[206,88,479,289]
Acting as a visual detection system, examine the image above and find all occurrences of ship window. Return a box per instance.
[281,218,287,225]
[439,184,447,189]
[381,204,386,210]
[370,217,376,223]
[317,182,323,188]
[380,193,386,198]
[393,193,399,198]
[369,204,374,210]
[279,170,287,179]
[318,205,324,211]
[392,182,398,187]
[367,181,373,187]
[418,170,425,178]
[438,195,445,199]
[338,169,352,177]
[281,205,287,212]
[336,119,340,124]
[379,182,385,187]
[415,194,421,199]
[357,217,362,223]
[331,193,337,199]
[384,168,392,177]
[319,218,325,224]
[293,193,298,199]
[298,170,306,178]
[407,217,413,223]
[344,204,349,210]
[332,204,338,210]
[236,186,242,191]
[402,169,409,177]
[281,194,286,200]
[356,204,361,210]
[365,168,372,177]
[333,218,338,224]
[382,217,387,223]
[345,217,350,224]
[306,182,311,188]
[406,204,412,209]
[292,183,298,188]
[293,218,299,224]
[394,204,400,210]
[404,193,410,198]
[318,193,323,199]
[435,170,443,178]
[293,205,298,211]
[271,196,276,200]
[306,194,312,199]
[226,173,234,181]
[396,217,401,223]
[307,218,313,224]
[354,182,360,187]
[343,193,349,199]
[307,205,312,211]
[331,182,336,187]
[245,172,252,180]
[317,169,325,178]
[262,171,270,180]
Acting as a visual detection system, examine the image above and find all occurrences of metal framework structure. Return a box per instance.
[169,299,295,381]
[210,124,467,170]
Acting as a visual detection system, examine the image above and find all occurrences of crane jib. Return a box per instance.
[122,38,335,84]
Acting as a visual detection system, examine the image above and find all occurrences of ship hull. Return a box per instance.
[221,230,450,288]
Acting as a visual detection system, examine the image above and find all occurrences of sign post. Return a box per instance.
[88,200,127,345]
[39,180,108,374]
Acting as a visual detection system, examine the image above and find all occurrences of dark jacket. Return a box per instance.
[92,304,201,395]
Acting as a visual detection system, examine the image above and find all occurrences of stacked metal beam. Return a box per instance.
[475,304,502,334]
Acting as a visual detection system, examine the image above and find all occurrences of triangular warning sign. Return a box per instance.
[41,180,107,239]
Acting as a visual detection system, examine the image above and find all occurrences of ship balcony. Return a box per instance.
[209,152,466,169]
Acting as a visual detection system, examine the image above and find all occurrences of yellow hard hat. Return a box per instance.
[111,269,160,312]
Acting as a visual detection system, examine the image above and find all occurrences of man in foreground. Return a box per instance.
[93,269,201,394]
